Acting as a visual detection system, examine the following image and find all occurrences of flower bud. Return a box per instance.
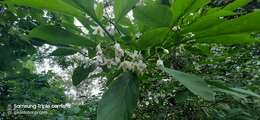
[156,59,164,67]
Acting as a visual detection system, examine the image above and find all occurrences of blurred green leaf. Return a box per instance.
[72,64,96,86]
[171,0,193,25]
[29,25,96,47]
[209,80,260,99]
[215,88,248,99]
[187,0,210,13]
[224,0,252,11]
[134,5,173,28]
[138,27,169,49]
[230,88,260,99]
[64,0,95,17]
[114,0,138,22]
[6,0,84,17]
[163,67,215,101]
[196,11,260,38]
[196,33,260,44]
[50,47,79,56]
[182,10,234,33]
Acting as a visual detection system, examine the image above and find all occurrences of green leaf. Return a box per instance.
[187,0,210,13]
[65,0,95,17]
[114,0,138,22]
[195,33,260,44]
[171,0,194,25]
[138,27,169,49]
[97,72,139,120]
[72,64,96,86]
[50,47,79,56]
[6,0,84,18]
[182,10,234,33]
[195,11,260,38]
[230,88,260,99]
[133,5,173,28]
[224,0,251,11]
[61,15,82,33]
[29,25,96,47]
[163,67,215,101]
[214,88,248,99]
[95,3,104,20]
[208,80,260,99]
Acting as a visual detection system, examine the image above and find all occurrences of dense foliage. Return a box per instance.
[1,0,260,119]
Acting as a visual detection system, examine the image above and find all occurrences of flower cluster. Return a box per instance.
[117,45,147,75]
[156,59,164,68]
[93,43,147,75]
[172,25,181,32]
[184,32,195,38]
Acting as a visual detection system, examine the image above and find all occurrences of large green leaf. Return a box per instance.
[182,10,234,33]
[114,0,138,22]
[29,25,96,47]
[72,64,96,86]
[133,5,173,28]
[64,0,95,17]
[195,11,260,38]
[230,88,260,99]
[6,0,84,17]
[214,88,248,99]
[171,0,194,25]
[97,72,139,120]
[138,27,169,49]
[195,33,260,44]
[224,0,251,11]
[50,47,79,56]
[95,3,104,21]
[163,68,215,101]
[208,80,260,99]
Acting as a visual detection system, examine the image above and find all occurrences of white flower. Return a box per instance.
[219,16,224,19]
[129,50,139,60]
[127,50,143,60]
[114,43,124,58]
[148,97,152,100]
[103,58,114,68]
[145,101,149,106]
[137,0,145,6]
[163,48,169,54]
[106,25,116,35]
[135,32,142,38]
[185,32,195,38]
[156,59,164,67]
[95,55,104,64]
[91,25,104,37]
[119,60,131,72]
[114,57,121,64]
[96,44,103,55]
[135,60,146,75]
[117,48,124,58]
[128,62,135,72]
[172,26,180,31]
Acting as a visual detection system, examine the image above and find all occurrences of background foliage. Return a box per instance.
[0,0,260,120]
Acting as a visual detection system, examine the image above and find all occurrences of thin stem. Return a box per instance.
[80,12,116,42]
[103,16,122,35]
[103,6,123,36]
[94,17,116,42]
